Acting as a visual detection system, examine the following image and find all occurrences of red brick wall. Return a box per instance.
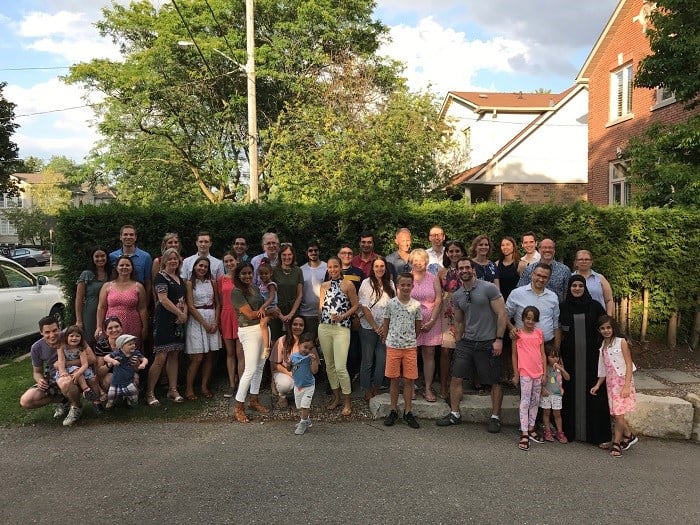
[587,0,699,205]
[484,183,587,205]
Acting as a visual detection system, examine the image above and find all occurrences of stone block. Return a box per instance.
[625,394,693,440]
[633,371,671,390]
[647,369,700,384]
[685,393,700,442]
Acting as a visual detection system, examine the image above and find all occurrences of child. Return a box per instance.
[55,325,105,415]
[540,346,570,443]
[103,334,148,409]
[511,306,546,450]
[381,272,422,429]
[257,259,279,358]
[290,333,320,435]
[590,315,638,458]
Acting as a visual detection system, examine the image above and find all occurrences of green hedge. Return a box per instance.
[56,201,700,341]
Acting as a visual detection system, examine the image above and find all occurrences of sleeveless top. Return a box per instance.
[440,266,462,293]
[320,278,351,328]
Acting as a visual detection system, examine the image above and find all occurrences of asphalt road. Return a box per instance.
[1,420,697,524]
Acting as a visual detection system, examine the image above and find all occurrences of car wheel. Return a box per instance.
[50,304,66,329]
[25,258,38,267]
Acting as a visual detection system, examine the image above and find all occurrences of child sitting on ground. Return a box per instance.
[540,346,570,443]
[55,325,105,415]
[103,334,148,409]
[289,333,319,435]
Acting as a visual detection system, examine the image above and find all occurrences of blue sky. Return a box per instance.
[0,0,619,163]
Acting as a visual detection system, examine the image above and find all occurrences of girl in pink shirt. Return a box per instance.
[512,306,546,450]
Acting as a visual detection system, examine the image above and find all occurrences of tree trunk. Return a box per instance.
[666,311,679,349]
[641,288,649,343]
[691,296,700,351]
[619,295,629,335]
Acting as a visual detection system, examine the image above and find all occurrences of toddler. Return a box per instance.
[540,346,570,443]
[290,333,319,435]
[103,334,148,409]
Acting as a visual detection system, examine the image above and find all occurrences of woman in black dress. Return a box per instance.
[559,275,611,445]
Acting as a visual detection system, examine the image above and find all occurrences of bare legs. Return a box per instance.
[421,345,436,401]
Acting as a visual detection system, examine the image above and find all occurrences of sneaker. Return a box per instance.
[543,429,555,442]
[384,409,399,427]
[529,431,544,443]
[621,433,637,450]
[53,402,68,419]
[403,411,420,429]
[436,412,462,426]
[556,431,568,444]
[294,419,310,435]
[62,406,82,427]
[223,387,234,398]
[487,417,501,433]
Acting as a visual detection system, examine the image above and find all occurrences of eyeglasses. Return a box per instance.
[264,241,279,246]
[233,242,247,246]
[339,251,353,256]
[307,248,319,253]
[465,290,471,303]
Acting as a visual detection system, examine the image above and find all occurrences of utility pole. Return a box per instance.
[246,0,258,202]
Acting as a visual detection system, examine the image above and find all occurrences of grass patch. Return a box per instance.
[0,359,215,427]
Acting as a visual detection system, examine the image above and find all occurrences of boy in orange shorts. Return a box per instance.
[381,272,423,428]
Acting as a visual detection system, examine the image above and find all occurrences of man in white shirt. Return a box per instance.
[251,232,280,285]
[181,231,224,281]
[299,241,327,340]
[517,231,541,274]
[426,225,445,275]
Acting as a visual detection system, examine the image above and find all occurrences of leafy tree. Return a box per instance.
[19,156,45,173]
[65,0,389,204]
[626,115,700,208]
[3,208,52,245]
[0,82,21,196]
[266,59,451,204]
[635,0,700,107]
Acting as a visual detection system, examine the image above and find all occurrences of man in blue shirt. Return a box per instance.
[109,225,153,298]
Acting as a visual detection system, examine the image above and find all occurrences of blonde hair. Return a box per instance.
[409,248,429,265]
[159,248,182,272]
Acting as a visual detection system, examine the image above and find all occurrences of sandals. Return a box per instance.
[598,442,612,450]
[621,433,638,451]
[201,389,213,399]
[423,388,437,403]
[610,442,623,458]
[529,430,544,444]
[185,392,198,401]
[518,434,530,450]
[146,393,160,407]
[167,389,184,403]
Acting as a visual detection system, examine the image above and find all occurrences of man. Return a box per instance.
[351,231,379,279]
[299,241,327,340]
[436,258,507,433]
[385,227,412,281]
[19,317,86,426]
[337,245,364,292]
[181,231,224,281]
[231,236,251,264]
[573,250,615,315]
[517,239,570,301]
[426,225,446,275]
[251,232,280,284]
[507,263,561,351]
[517,231,540,275]
[109,224,153,297]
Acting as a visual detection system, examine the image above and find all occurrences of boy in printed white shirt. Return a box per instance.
[381,273,422,428]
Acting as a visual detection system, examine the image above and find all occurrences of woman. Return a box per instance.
[270,315,306,408]
[470,234,500,290]
[184,257,221,400]
[437,240,466,399]
[231,262,270,422]
[559,275,610,445]
[410,248,442,402]
[218,251,242,398]
[358,256,395,401]
[93,316,123,391]
[318,256,360,416]
[96,255,148,348]
[75,246,111,348]
[496,236,520,381]
[271,243,303,342]
[146,248,187,406]
[151,232,181,284]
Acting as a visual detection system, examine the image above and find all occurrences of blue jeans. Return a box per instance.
[359,327,387,390]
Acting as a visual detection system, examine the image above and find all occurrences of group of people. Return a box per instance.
[19,225,637,453]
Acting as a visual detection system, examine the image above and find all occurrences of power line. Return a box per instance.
[0,66,71,71]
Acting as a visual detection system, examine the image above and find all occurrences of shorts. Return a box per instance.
[539,393,563,410]
[385,347,418,380]
[451,339,501,385]
[294,384,315,409]
[66,365,95,381]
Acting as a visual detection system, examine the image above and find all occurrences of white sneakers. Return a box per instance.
[62,406,82,427]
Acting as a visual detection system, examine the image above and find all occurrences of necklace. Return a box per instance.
[281,266,292,275]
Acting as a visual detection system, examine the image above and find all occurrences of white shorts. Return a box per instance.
[539,393,562,410]
[294,384,315,409]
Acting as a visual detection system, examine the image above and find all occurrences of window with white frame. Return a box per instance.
[610,64,633,120]
[0,193,23,208]
[609,161,631,206]
[0,217,18,235]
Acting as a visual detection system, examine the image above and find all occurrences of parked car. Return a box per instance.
[9,247,51,267]
[0,255,65,347]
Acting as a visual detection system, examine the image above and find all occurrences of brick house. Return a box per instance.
[576,0,699,205]
[440,85,589,205]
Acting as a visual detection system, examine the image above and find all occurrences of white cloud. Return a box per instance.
[18,10,86,37]
[380,17,528,93]
[27,36,121,63]
[13,130,99,162]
